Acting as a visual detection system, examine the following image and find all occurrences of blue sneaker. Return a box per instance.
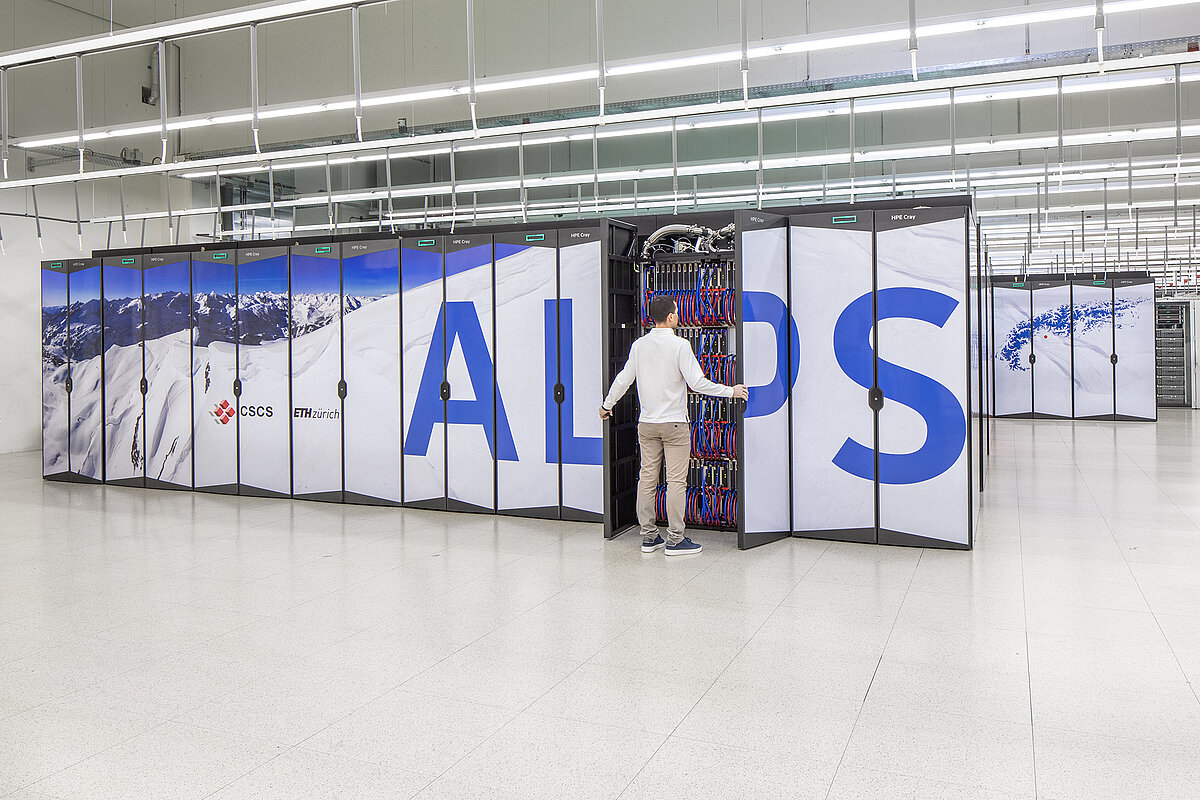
[665,538,703,556]
[641,535,665,553]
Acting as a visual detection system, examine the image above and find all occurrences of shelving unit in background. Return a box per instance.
[1156,301,1190,407]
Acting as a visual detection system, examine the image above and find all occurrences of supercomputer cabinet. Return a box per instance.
[236,246,292,497]
[788,211,876,544]
[142,252,193,489]
[1112,275,1157,421]
[1030,278,1073,419]
[341,239,401,506]
[1071,273,1157,421]
[990,277,1073,419]
[495,231,559,518]
[286,239,403,506]
[289,243,344,502]
[101,255,146,487]
[192,249,238,494]
[401,234,496,512]
[788,207,977,549]
[495,228,608,522]
[991,277,1033,418]
[41,257,104,483]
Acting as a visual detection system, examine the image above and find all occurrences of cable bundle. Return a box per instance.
[691,420,737,460]
[698,354,736,384]
[641,288,736,328]
[655,484,738,527]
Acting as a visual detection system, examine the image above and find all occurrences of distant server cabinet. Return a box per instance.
[990,272,1156,421]
[41,258,104,483]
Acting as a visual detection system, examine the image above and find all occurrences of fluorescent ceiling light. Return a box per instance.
[9,0,1200,154]
[0,0,365,68]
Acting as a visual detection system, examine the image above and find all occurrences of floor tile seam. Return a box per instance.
[83,606,275,649]
[12,717,177,798]
[821,545,924,800]
[1011,465,1044,800]
[1063,440,1194,694]
[611,540,831,800]
[1118,547,1200,710]
[193,687,447,800]
[187,543,490,621]
[417,590,684,794]
[1032,721,1200,752]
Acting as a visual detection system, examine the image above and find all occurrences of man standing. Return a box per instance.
[599,296,748,555]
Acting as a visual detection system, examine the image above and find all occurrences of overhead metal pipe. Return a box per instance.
[595,0,606,117]
[158,41,168,162]
[75,55,85,173]
[351,6,363,141]
[384,147,395,232]
[73,181,83,251]
[465,0,479,135]
[119,175,128,243]
[1,68,9,179]
[908,0,919,80]
[740,0,750,106]
[31,185,43,252]
[164,171,174,245]
[250,24,261,153]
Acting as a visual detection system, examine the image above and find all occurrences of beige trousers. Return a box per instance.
[637,421,690,544]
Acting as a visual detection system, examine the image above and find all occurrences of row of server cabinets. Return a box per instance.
[604,204,984,550]
[41,222,636,522]
[990,272,1157,421]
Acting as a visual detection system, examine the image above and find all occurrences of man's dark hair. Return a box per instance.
[649,295,676,324]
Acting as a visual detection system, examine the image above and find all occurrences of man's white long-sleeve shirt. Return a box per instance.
[601,327,734,423]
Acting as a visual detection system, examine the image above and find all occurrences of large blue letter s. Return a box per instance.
[831,287,966,486]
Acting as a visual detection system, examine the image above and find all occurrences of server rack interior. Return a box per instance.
[639,247,739,535]
[1156,302,1190,407]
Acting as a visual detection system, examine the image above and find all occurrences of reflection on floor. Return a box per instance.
[1,412,1199,798]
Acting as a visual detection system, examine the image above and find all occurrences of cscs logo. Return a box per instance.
[210,400,235,425]
[241,405,273,417]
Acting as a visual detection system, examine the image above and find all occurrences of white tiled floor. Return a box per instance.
[3,413,1200,798]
